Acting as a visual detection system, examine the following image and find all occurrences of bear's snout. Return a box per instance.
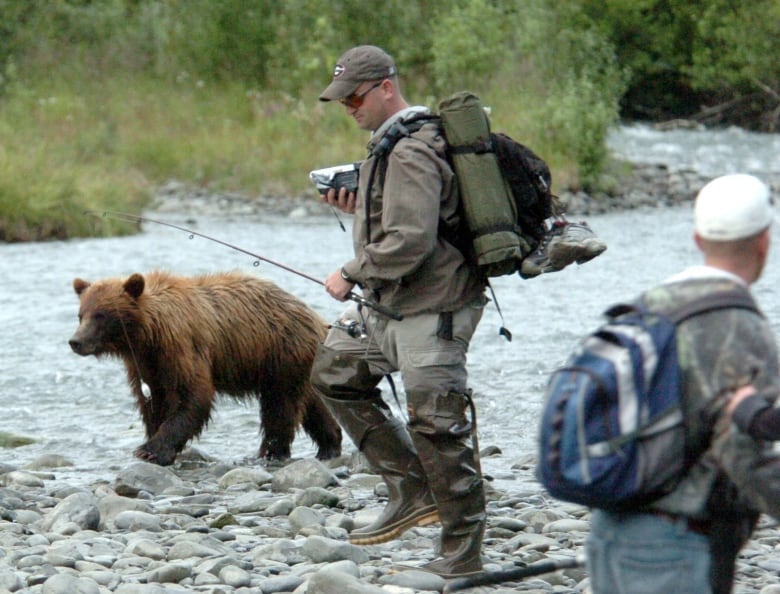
[69,332,95,356]
[69,336,86,355]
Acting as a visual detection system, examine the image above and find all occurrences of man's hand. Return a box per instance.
[726,385,758,417]
[321,187,356,214]
[324,269,355,301]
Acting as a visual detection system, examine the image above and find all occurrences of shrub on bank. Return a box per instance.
[0,1,629,240]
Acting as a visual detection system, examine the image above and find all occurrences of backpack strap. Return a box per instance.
[605,286,760,324]
[364,113,439,244]
[370,113,440,186]
[668,287,760,324]
[448,138,494,155]
[370,113,439,158]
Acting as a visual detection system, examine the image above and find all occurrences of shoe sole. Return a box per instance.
[548,239,607,270]
[348,506,440,545]
[389,561,483,578]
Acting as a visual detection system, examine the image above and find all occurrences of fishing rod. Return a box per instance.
[87,210,403,321]
[443,554,585,593]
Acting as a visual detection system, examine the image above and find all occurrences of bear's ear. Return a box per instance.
[73,278,91,296]
[124,273,145,300]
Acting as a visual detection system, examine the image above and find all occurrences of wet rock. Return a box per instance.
[304,567,388,594]
[113,510,162,532]
[25,454,75,470]
[0,445,777,594]
[217,466,273,489]
[272,459,340,491]
[3,470,46,489]
[41,573,101,594]
[39,492,100,533]
[114,462,185,497]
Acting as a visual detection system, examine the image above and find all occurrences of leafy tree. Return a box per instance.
[690,0,779,90]
[578,0,780,127]
[459,0,628,188]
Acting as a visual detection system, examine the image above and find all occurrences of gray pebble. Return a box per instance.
[0,428,776,594]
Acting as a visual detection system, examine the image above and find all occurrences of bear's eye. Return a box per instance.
[92,310,107,322]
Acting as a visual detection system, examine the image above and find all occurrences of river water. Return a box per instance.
[3,123,780,487]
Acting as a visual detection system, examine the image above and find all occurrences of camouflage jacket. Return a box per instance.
[639,268,780,521]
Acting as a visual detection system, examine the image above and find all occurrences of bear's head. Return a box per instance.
[69,273,147,357]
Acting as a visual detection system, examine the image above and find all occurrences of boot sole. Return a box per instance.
[389,562,483,578]
[349,506,440,545]
[548,240,607,270]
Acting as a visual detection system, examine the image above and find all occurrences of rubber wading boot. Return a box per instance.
[408,390,486,578]
[320,393,439,544]
[310,345,439,543]
[348,415,439,544]
[418,481,485,578]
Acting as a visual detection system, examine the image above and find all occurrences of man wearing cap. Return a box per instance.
[585,173,780,594]
[309,45,488,577]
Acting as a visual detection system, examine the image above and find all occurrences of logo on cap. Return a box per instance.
[333,64,345,78]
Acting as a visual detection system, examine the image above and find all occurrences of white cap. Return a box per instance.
[694,174,774,241]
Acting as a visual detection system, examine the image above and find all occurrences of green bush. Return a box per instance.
[579,0,780,123]
[430,0,512,93]
[690,0,780,91]
[15,0,776,238]
[427,0,627,189]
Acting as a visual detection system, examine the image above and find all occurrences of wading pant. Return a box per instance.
[310,300,486,577]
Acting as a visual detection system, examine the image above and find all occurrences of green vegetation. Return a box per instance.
[580,0,780,126]
[0,0,776,241]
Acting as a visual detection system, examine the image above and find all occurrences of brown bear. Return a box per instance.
[68,270,342,466]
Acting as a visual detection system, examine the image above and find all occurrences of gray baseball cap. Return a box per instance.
[319,45,397,102]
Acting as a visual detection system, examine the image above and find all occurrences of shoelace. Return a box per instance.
[532,220,567,256]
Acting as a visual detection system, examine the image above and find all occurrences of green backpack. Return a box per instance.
[369,90,557,278]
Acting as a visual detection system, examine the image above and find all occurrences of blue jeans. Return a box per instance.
[586,509,711,594]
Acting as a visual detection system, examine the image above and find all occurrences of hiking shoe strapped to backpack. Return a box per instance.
[520,220,607,278]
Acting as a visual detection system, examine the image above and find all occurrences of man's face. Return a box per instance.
[340,80,387,131]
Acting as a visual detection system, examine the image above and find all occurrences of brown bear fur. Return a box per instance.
[69,270,341,466]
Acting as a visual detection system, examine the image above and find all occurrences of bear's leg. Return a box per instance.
[257,382,299,460]
[135,380,214,466]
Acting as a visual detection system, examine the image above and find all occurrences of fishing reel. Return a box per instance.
[331,318,367,340]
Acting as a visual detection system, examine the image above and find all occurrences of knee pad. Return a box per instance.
[310,344,382,398]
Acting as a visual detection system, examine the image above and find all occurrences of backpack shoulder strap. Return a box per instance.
[603,286,760,325]
[370,113,440,160]
[367,113,440,202]
[667,287,760,324]
[363,113,442,250]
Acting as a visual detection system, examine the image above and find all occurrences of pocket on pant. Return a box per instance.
[621,553,704,594]
[452,300,484,346]
[406,346,465,369]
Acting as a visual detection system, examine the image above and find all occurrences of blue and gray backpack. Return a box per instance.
[537,288,759,510]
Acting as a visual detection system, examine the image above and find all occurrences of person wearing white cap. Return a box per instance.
[585,173,780,594]
[310,45,489,578]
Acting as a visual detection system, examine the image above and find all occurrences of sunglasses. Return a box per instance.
[339,80,383,109]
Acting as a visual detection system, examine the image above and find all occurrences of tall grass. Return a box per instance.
[1,1,631,241]
[0,71,365,241]
[1,67,587,241]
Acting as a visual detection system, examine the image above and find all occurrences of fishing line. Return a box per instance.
[86,210,403,321]
[115,304,151,400]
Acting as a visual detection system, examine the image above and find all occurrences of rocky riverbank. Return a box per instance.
[2,445,780,594]
[148,163,780,220]
[5,165,780,594]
